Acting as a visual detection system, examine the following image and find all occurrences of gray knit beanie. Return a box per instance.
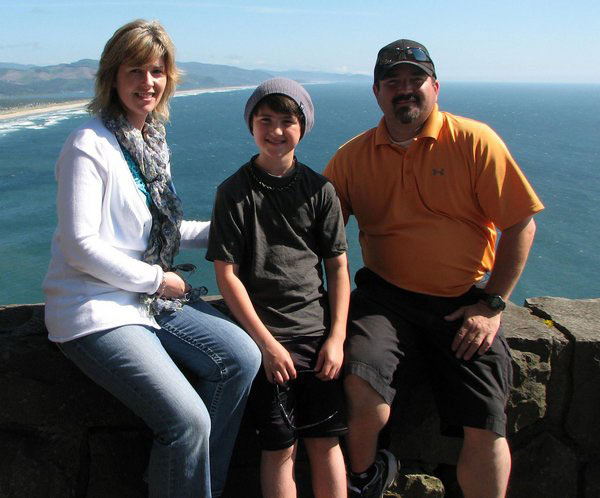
[244,77,314,136]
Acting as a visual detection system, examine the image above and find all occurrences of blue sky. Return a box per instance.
[1,0,599,83]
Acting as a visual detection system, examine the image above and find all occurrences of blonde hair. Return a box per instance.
[88,19,180,122]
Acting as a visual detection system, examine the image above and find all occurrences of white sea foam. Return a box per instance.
[174,85,255,98]
[0,108,87,136]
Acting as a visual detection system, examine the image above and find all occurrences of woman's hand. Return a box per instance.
[159,271,190,299]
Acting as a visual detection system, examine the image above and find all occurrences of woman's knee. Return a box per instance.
[225,329,262,382]
[160,397,211,446]
[187,406,211,444]
[239,338,262,377]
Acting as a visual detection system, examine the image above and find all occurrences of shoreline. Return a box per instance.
[0,100,90,121]
[0,85,255,122]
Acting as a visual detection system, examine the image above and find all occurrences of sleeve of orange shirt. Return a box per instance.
[472,125,544,230]
[323,154,352,225]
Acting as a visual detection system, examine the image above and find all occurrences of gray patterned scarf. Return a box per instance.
[103,114,205,314]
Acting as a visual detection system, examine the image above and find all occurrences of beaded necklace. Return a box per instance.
[248,160,300,192]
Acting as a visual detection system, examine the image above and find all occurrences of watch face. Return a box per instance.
[486,295,506,310]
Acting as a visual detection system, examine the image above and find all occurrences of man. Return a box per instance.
[324,39,544,498]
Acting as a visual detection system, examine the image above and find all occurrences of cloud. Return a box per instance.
[225,55,243,65]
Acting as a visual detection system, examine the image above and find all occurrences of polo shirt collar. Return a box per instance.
[375,118,392,145]
[375,104,444,145]
[419,104,444,139]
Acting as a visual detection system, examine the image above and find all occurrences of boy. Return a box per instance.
[206,78,350,498]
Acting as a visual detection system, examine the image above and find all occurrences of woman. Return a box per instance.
[43,19,261,498]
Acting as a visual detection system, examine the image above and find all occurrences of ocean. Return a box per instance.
[1,82,599,306]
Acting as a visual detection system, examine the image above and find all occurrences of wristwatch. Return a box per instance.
[481,293,506,311]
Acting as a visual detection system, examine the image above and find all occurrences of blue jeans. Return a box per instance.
[58,299,261,498]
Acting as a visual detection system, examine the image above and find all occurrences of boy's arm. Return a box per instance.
[315,253,350,381]
[214,260,297,384]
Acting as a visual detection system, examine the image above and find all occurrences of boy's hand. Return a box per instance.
[315,336,344,381]
[262,339,297,385]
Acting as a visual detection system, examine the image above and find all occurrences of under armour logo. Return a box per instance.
[432,168,445,176]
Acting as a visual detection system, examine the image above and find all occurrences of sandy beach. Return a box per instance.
[0,85,256,122]
[0,100,90,121]
[174,85,255,97]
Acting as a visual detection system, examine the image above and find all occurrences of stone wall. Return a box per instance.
[1,297,599,497]
[385,297,600,497]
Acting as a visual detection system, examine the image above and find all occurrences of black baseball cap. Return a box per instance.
[374,39,436,81]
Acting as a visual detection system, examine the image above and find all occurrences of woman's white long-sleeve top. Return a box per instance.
[43,117,209,343]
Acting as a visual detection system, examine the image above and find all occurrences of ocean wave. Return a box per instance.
[0,108,87,137]
[174,86,255,98]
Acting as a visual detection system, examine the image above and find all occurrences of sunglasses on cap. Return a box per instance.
[376,46,433,66]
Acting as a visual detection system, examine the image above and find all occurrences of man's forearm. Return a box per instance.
[485,216,537,301]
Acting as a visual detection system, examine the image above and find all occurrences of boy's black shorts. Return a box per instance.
[345,267,513,438]
[247,336,348,451]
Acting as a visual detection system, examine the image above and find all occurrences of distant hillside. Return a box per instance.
[274,70,371,84]
[0,59,369,99]
[0,60,97,96]
[178,62,274,89]
[0,63,37,70]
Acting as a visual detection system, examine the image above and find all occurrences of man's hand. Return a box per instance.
[445,302,502,360]
[262,339,297,385]
[314,335,344,381]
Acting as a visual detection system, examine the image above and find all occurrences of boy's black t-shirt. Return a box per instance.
[206,156,347,341]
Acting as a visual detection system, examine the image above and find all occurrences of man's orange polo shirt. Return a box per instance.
[324,105,544,297]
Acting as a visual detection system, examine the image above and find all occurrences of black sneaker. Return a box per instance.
[348,449,399,498]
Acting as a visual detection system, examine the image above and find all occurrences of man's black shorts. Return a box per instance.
[345,267,513,438]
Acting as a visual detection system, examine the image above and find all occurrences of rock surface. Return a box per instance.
[1,297,599,497]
